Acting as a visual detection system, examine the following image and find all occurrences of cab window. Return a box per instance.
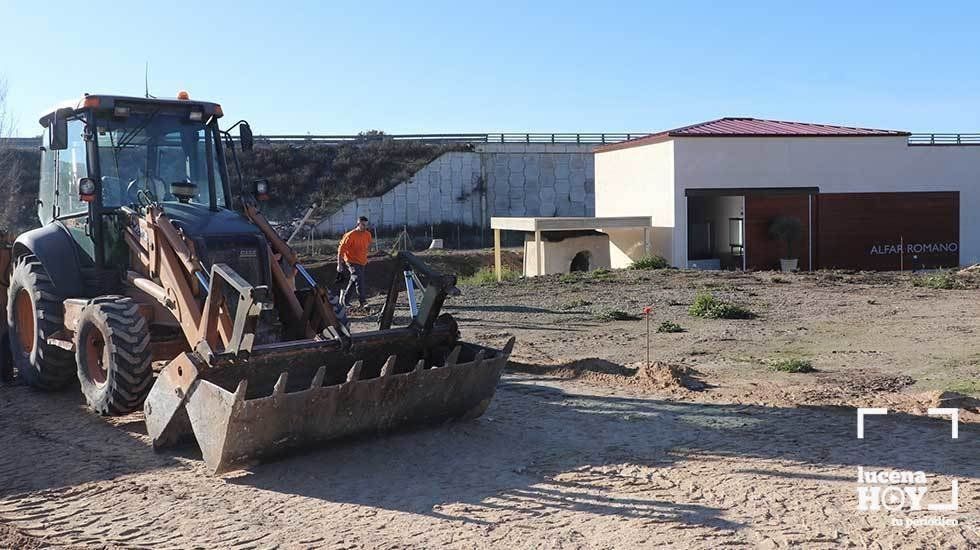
[57,118,89,217]
[38,127,57,224]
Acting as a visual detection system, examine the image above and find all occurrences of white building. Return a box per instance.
[595,118,979,271]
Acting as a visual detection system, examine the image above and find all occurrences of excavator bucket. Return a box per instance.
[145,253,514,474]
[146,330,513,474]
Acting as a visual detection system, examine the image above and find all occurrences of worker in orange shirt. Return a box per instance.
[337,216,373,309]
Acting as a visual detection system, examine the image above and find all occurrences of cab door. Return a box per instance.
[54,117,96,266]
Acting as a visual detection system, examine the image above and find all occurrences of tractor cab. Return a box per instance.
[36,93,254,270]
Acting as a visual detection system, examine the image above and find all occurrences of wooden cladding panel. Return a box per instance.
[744,194,812,271]
[816,192,959,270]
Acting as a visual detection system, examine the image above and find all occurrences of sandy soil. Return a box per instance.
[451,265,980,414]
[0,264,978,549]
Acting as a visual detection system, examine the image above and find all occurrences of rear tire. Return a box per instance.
[7,255,75,390]
[74,296,153,415]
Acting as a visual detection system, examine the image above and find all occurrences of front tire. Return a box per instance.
[74,296,153,415]
[7,255,75,390]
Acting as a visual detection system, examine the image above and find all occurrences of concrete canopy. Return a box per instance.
[489,216,653,280]
[490,216,652,231]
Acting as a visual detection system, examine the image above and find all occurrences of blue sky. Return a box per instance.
[2,1,979,136]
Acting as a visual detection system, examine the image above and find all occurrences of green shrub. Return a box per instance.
[770,358,815,373]
[561,268,614,283]
[912,270,960,290]
[688,292,755,319]
[656,320,684,333]
[707,303,755,319]
[593,309,640,321]
[630,255,669,270]
[590,268,613,281]
[688,292,720,317]
[458,267,519,285]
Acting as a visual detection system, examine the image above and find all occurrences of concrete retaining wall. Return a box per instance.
[317,143,596,234]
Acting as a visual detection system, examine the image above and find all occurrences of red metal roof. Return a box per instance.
[595,117,910,153]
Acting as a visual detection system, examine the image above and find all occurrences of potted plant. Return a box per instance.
[768,216,803,272]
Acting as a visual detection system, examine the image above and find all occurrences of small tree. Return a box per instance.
[0,77,19,234]
[768,216,803,259]
[0,77,10,139]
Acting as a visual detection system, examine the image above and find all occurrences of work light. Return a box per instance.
[79,178,96,202]
[254,179,270,201]
[171,180,197,203]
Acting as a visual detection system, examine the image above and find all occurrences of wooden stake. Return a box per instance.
[494,228,502,282]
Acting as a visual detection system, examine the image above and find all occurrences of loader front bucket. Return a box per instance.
[145,322,514,474]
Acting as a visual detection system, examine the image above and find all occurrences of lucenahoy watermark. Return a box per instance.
[854,408,960,526]
[855,466,958,512]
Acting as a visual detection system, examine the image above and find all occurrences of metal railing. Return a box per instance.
[13,132,980,147]
[0,137,42,150]
[485,133,646,144]
[256,132,649,145]
[908,133,980,146]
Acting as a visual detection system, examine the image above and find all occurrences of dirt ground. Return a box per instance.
[1,258,978,548]
[451,262,980,414]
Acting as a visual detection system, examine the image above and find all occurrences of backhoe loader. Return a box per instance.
[2,92,512,474]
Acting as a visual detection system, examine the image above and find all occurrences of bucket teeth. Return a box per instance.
[233,380,248,404]
[502,336,516,355]
[380,355,398,377]
[445,346,462,367]
[158,339,513,475]
[273,372,289,397]
[346,360,364,382]
[311,366,327,389]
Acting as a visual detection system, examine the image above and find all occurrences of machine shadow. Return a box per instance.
[227,377,979,530]
[0,385,183,497]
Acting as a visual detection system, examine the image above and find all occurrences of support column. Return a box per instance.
[534,229,543,276]
[494,228,502,282]
[808,193,814,271]
[643,227,650,256]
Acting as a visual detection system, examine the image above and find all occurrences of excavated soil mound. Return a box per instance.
[627,361,708,392]
[508,358,707,393]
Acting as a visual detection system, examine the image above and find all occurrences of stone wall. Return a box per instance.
[317,143,596,234]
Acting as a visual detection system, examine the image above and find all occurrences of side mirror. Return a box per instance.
[239,122,254,152]
[48,111,69,150]
[253,179,269,201]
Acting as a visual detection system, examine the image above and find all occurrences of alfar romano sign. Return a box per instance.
[869,242,958,255]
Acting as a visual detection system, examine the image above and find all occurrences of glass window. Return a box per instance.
[58,118,90,216]
[38,127,57,224]
[95,113,225,209]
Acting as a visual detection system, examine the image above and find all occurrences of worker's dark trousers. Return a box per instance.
[343,263,367,306]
